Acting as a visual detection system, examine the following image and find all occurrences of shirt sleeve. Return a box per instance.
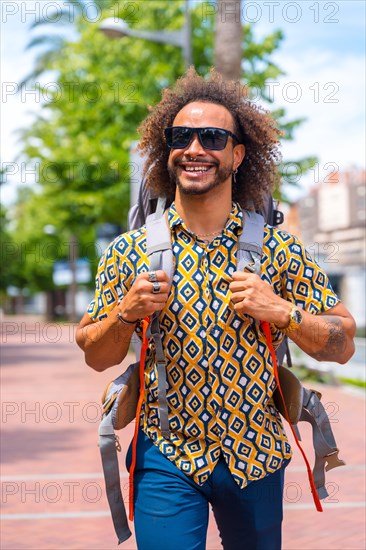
[262,228,339,349]
[278,231,339,313]
[87,228,148,322]
[87,239,124,321]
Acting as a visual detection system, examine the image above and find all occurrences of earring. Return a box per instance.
[232,168,238,184]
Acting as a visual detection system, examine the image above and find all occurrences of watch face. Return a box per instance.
[293,309,302,325]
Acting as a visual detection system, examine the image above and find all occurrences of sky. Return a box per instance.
[1,0,365,205]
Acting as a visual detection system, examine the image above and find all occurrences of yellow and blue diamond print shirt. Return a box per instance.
[88,202,338,488]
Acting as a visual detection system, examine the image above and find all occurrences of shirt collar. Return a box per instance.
[168,201,244,238]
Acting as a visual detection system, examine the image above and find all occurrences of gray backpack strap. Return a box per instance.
[237,210,264,275]
[274,359,345,500]
[145,197,173,438]
[99,414,131,544]
[300,388,346,499]
[98,365,139,544]
[148,314,170,438]
[146,197,174,280]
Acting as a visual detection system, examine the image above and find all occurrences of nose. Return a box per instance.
[183,132,205,157]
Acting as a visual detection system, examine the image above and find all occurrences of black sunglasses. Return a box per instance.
[164,126,240,151]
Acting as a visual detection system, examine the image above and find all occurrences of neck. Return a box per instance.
[174,186,232,236]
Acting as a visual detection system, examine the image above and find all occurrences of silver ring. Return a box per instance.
[148,270,158,282]
[152,281,161,294]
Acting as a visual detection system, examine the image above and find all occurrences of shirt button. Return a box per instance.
[205,289,210,296]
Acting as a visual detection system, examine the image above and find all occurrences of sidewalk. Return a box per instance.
[1,316,365,550]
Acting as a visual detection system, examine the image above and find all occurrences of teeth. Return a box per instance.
[185,166,210,172]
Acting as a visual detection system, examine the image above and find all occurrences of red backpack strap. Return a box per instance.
[129,317,150,521]
[260,321,323,512]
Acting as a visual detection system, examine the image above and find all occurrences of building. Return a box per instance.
[285,168,366,332]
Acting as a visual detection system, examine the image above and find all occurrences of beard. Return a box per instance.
[168,163,233,196]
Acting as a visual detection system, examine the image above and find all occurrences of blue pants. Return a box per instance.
[127,430,285,550]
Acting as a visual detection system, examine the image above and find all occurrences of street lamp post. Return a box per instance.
[99,1,192,67]
[68,232,78,323]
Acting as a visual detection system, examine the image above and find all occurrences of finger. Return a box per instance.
[141,270,171,283]
[147,270,158,282]
[230,291,246,304]
[231,271,251,281]
[136,280,171,294]
[229,281,247,292]
[151,281,161,294]
[150,282,170,294]
[233,300,247,312]
[156,270,171,282]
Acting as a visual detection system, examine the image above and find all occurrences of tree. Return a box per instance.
[214,0,242,80]
[11,0,315,295]
[0,166,21,303]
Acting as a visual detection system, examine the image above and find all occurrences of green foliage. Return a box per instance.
[10,0,317,294]
[0,204,19,295]
[5,186,99,295]
[243,27,285,93]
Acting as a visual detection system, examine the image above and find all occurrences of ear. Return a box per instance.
[233,144,245,170]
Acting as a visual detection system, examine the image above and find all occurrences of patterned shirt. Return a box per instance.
[88,202,338,488]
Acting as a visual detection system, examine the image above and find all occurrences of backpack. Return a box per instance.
[99,184,345,544]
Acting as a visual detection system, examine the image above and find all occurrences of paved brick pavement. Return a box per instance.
[1,316,365,549]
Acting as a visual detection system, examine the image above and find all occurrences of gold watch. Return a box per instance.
[279,305,303,334]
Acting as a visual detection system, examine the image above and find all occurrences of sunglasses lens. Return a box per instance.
[166,127,192,148]
[165,127,231,150]
[200,128,228,150]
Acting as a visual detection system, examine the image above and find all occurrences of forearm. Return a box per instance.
[229,272,356,365]
[77,270,171,371]
[76,306,136,371]
[282,309,356,364]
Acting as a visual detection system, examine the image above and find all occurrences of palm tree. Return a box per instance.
[19,0,114,87]
[214,0,242,80]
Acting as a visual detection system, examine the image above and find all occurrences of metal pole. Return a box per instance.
[69,233,78,323]
[100,1,192,69]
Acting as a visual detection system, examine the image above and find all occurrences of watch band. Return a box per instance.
[277,304,303,335]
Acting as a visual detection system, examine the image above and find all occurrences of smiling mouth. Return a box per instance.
[185,165,211,172]
[178,162,216,176]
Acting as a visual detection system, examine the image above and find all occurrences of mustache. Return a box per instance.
[173,156,219,166]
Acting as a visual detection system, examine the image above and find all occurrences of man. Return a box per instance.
[76,69,355,550]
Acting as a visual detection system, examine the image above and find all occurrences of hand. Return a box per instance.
[118,270,171,322]
[229,271,290,326]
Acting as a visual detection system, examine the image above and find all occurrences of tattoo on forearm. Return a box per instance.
[314,317,347,360]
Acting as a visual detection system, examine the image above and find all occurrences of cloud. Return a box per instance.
[274,50,365,171]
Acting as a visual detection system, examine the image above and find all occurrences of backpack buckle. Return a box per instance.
[244,262,255,273]
[273,209,284,226]
[244,257,261,276]
[325,449,346,471]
